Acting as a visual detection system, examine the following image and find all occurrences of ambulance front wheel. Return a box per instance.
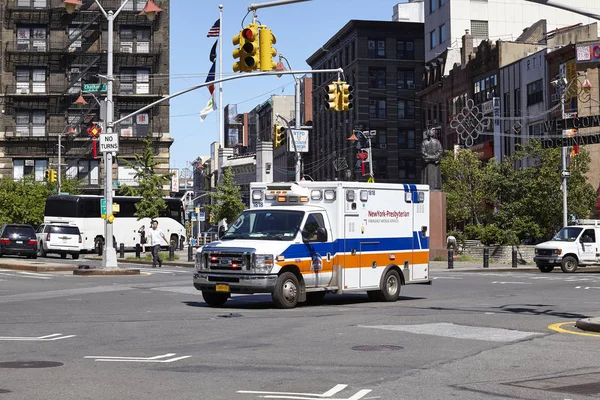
[272,272,300,309]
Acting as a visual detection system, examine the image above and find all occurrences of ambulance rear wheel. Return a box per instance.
[272,272,300,309]
[380,269,401,302]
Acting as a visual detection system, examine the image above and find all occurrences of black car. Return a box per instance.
[0,224,37,259]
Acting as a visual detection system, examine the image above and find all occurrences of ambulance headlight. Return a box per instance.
[196,252,206,270]
[252,254,274,273]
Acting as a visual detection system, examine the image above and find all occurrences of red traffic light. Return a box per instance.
[242,28,254,40]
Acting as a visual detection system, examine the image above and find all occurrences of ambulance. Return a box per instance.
[193,181,432,308]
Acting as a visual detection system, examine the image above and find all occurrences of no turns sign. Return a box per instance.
[99,133,119,153]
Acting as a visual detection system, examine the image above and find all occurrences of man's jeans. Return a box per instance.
[152,245,162,267]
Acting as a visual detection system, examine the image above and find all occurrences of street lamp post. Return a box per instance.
[64,0,163,268]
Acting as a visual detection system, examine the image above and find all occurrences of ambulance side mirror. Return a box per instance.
[316,227,328,242]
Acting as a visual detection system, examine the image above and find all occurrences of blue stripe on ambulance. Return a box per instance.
[280,235,429,259]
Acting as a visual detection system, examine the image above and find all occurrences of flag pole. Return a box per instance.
[218,4,224,147]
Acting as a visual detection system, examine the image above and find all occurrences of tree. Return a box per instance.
[208,166,245,225]
[442,140,596,244]
[118,137,172,220]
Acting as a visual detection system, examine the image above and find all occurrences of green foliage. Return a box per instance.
[118,137,172,220]
[443,140,596,244]
[208,166,246,225]
[0,175,80,227]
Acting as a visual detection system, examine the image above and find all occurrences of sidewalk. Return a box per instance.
[429,260,538,272]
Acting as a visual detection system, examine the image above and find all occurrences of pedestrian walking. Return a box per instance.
[148,220,167,268]
[138,225,147,253]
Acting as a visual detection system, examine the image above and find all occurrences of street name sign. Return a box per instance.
[83,83,107,92]
[199,212,205,222]
[99,133,119,153]
[100,199,106,217]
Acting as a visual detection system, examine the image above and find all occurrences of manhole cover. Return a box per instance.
[218,313,243,318]
[351,345,404,351]
[0,361,63,369]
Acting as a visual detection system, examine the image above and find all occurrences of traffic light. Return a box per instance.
[339,82,354,111]
[273,124,286,148]
[44,169,50,182]
[49,169,57,183]
[232,24,260,72]
[258,27,277,71]
[325,81,340,111]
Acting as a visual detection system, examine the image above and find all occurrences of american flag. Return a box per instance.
[207,19,220,37]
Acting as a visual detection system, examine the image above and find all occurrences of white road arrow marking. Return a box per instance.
[575,286,600,290]
[491,281,532,285]
[84,353,191,363]
[0,333,75,341]
[431,277,463,280]
[238,384,373,400]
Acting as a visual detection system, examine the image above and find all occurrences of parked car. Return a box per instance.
[36,224,81,259]
[0,224,37,259]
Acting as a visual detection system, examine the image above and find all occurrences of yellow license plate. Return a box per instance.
[215,284,229,292]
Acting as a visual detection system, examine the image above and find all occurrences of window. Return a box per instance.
[13,159,47,181]
[68,27,82,51]
[527,79,544,106]
[398,130,416,149]
[397,40,414,59]
[473,74,498,104]
[16,26,46,51]
[119,111,150,137]
[430,0,437,12]
[471,20,489,39]
[376,129,387,147]
[15,110,45,136]
[527,123,544,137]
[17,0,47,6]
[120,68,149,94]
[369,99,386,119]
[398,69,415,89]
[66,160,99,185]
[15,68,46,94]
[514,88,521,117]
[122,0,147,11]
[399,159,417,180]
[503,92,510,117]
[374,158,388,179]
[118,159,140,186]
[368,69,386,89]
[303,213,327,242]
[398,100,415,119]
[439,24,447,43]
[368,39,385,58]
[439,0,446,5]
[430,30,437,50]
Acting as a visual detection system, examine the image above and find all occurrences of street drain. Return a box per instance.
[0,361,63,369]
[352,345,404,351]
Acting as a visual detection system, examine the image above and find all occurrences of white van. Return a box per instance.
[534,220,600,273]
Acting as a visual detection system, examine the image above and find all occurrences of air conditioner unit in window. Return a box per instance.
[120,46,133,53]
[407,83,415,89]
[551,93,560,102]
[18,88,29,95]
[379,144,388,149]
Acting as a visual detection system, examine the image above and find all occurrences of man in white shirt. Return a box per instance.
[148,220,167,268]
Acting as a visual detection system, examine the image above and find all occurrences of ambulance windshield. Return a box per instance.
[221,209,304,241]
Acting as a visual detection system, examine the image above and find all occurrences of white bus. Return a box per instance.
[44,195,186,252]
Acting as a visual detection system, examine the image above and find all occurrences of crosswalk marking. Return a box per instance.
[359,322,544,343]
[0,271,52,280]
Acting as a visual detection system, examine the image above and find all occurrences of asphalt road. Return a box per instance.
[2,264,600,400]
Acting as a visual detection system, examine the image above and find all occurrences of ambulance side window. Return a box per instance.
[304,213,327,242]
[581,229,596,243]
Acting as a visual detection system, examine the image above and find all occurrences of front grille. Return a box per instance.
[537,249,553,256]
[205,252,250,271]
[208,276,240,283]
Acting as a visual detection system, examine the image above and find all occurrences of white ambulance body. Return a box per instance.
[193,181,431,308]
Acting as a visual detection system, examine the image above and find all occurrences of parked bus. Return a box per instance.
[44,195,186,252]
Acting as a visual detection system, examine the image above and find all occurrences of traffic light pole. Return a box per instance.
[294,77,301,181]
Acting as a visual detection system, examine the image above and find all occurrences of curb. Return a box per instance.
[575,318,600,333]
[73,268,140,276]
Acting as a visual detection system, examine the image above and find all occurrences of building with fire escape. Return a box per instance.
[0,0,171,193]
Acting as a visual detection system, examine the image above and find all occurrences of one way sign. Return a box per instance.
[99,133,119,153]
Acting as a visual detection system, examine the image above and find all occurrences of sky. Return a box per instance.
[168,0,403,172]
